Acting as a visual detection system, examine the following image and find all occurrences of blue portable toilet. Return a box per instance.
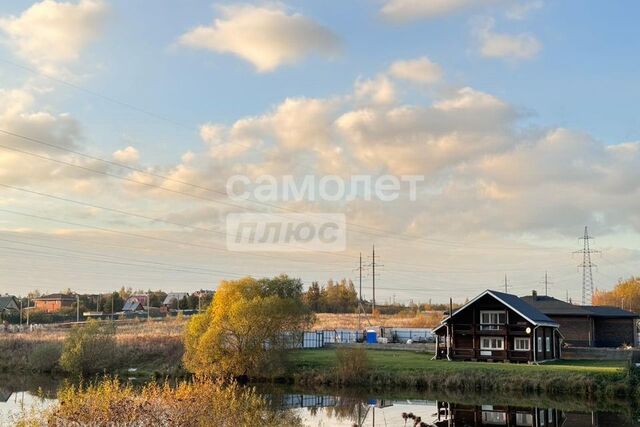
[366,330,377,344]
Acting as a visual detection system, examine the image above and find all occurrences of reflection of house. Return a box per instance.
[122,295,147,312]
[33,294,75,313]
[521,291,639,347]
[434,290,561,362]
[0,295,20,319]
[162,292,189,310]
[434,402,565,427]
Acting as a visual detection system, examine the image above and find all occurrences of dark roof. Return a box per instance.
[521,294,638,318]
[34,293,75,301]
[488,290,558,325]
[584,306,638,318]
[441,290,558,327]
[521,295,591,316]
[0,296,19,311]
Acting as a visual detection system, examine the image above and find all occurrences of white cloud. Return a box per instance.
[354,75,396,106]
[388,57,443,84]
[380,0,494,22]
[0,0,109,75]
[475,18,541,60]
[113,146,139,164]
[177,4,341,72]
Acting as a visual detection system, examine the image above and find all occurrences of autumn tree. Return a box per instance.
[593,277,640,312]
[183,276,313,378]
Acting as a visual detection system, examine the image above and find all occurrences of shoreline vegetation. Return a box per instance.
[2,325,638,399]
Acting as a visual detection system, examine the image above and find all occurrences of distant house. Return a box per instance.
[434,290,561,363]
[33,294,75,313]
[0,295,20,320]
[122,295,148,312]
[162,292,189,310]
[521,291,638,347]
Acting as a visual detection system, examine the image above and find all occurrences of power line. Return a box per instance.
[0,128,567,253]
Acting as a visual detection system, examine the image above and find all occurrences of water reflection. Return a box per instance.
[1,376,638,427]
[268,392,640,427]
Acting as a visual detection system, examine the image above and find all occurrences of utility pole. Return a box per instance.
[367,245,383,314]
[111,294,114,321]
[359,253,363,303]
[372,246,376,312]
[544,272,548,296]
[504,275,508,293]
[575,226,599,305]
[198,293,202,312]
[147,291,151,321]
[541,272,553,296]
[566,289,569,303]
[19,298,23,327]
[76,294,80,323]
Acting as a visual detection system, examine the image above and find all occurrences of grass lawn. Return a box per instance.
[287,348,626,376]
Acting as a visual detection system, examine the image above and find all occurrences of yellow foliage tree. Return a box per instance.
[593,277,640,312]
[183,276,313,378]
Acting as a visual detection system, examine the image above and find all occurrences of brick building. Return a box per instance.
[33,294,75,313]
[521,291,638,347]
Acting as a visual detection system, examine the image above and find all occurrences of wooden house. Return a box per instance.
[434,290,561,363]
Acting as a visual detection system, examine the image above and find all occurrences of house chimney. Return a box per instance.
[532,290,538,299]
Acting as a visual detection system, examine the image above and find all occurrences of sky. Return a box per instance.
[0,0,638,304]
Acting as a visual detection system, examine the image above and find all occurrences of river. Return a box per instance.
[1,375,638,426]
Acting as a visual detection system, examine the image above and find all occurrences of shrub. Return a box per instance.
[18,377,302,426]
[59,320,117,375]
[335,346,369,384]
[29,342,62,372]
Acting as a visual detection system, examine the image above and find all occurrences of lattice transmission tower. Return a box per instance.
[575,226,599,305]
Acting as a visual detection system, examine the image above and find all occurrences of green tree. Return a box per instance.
[304,281,322,311]
[59,320,117,374]
[183,276,313,378]
[100,292,124,313]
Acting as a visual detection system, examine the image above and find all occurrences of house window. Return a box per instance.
[482,411,507,425]
[546,337,551,353]
[480,310,506,330]
[514,337,530,351]
[537,337,542,353]
[515,412,533,426]
[481,337,504,350]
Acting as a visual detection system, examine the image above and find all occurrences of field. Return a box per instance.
[0,318,187,374]
[311,311,443,330]
[288,348,626,375]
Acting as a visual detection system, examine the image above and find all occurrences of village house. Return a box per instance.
[122,295,148,312]
[434,290,561,363]
[162,292,189,311]
[521,291,638,347]
[0,295,20,321]
[33,294,75,313]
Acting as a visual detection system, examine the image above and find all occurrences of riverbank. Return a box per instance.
[3,327,638,399]
[281,349,638,399]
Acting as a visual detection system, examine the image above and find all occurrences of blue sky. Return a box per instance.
[0,0,638,301]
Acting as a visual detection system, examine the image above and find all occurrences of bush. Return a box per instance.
[29,342,62,372]
[17,377,302,426]
[335,347,369,384]
[59,320,117,375]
